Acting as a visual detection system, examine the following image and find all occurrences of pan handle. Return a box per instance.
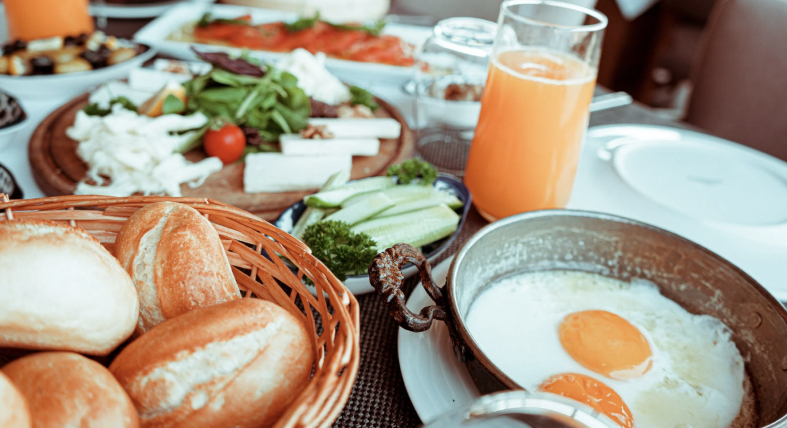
[369,243,447,332]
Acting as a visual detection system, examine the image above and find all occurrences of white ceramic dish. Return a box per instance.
[90,0,213,19]
[275,174,472,295]
[398,256,481,423]
[568,124,787,301]
[133,3,432,83]
[0,45,157,101]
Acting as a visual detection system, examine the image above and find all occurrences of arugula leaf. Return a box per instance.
[184,73,211,97]
[162,94,185,115]
[349,85,379,111]
[209,68,263,87]
[329,20,386,36]
[284,12,320,32]
[82,96,138,116]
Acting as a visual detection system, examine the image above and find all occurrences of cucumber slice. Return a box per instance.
[304,176,395,208]
[343,184,462,209]
[291,209,325,240]
[324,192,395,225]
[352,204,460,252]
[373,197,451,218]
[291,170,350,239]
[341,191,375,208]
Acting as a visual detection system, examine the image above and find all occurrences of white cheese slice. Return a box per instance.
[307,118,401,139]
[243,153,352,193]
[280,135,380,157]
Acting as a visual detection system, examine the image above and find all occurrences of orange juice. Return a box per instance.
[4,0,94,41]
[464,49,595,221]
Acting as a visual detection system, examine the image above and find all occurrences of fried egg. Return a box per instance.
[465,270,747,428]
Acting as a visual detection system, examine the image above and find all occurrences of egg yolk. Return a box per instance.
[539,372,634,428]
[559,310,652,380]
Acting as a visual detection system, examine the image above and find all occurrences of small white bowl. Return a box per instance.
[0,44,157,101]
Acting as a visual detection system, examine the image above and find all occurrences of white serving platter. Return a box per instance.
[89,0,213,19]
[569,124,787,301]
[133,3,432,84]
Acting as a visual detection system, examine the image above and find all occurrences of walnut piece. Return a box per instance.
[337,104,375,119]
[299,124,335,139]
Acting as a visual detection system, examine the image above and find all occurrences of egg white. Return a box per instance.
[464,270,746,428]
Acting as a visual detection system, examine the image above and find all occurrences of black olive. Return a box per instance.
[64,36,78,47]
[75,33,89,45]
[30,56,55,75]
[2,40,27,55]
[81,50,107,68]
[97,44,112,59]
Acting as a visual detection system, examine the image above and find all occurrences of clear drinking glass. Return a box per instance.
[463,0,607,222]
[413,17,497,176]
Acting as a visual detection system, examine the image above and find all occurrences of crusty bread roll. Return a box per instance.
[2,352,139,428]
[0,220,139,355]
[0,371,31,428]
[110,298,313,428]
[114,202,241,335]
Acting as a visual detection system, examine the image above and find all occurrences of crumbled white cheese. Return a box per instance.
[67,105,220,197]
[89,81,156,109]
[276,48,351,105]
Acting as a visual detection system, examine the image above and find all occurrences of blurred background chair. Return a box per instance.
[684,0,787,161]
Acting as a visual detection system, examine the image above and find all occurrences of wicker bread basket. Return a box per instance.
[0,194,360,428]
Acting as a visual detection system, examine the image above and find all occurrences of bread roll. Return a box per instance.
[110,298,313,428]
[114,202,240,335]
[2,352,139,428]
[0,220,139,355]
[0,371,31,428]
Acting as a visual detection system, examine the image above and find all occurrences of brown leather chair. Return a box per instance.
[685,0,787,161]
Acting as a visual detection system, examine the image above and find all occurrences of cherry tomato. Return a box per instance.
[204,123,246,164]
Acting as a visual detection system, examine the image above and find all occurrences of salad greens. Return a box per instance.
[349,86,379,111]
[387,159,438,185]
[162,94,185,115]
[183,52,310,154]
[82,96,138,116]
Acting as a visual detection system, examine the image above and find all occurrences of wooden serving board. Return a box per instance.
[29,94,414,220]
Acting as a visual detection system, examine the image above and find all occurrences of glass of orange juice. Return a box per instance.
[463,0,607,222]
[4,0,94,41]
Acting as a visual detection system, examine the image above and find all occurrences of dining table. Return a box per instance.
[0,15,695,428]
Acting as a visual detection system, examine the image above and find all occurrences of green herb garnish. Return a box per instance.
[284,12,320,32]
[328,20,386,36]
[302,220,378,281]
[82,96,138,117]
[387,159,438,185]
[197,13,251,28]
